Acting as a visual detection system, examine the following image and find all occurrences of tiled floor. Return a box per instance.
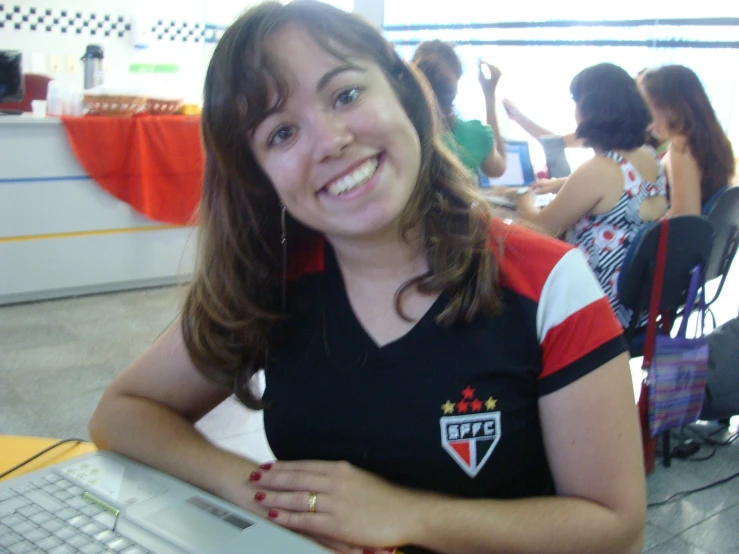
[1,262,738,553]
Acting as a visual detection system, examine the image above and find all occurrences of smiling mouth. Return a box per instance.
[324,157,380,197]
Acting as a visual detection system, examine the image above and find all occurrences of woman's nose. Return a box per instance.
[312,111,353,162]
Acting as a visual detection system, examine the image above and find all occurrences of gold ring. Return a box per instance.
[308,492,318,513]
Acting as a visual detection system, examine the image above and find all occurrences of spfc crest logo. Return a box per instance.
[440,387,501,477]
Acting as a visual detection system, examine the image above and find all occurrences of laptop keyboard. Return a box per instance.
[0,472,150,554]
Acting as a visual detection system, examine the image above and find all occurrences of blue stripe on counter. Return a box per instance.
[0,175,91,184]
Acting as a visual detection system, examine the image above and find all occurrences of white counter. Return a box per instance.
[0,115,196,305]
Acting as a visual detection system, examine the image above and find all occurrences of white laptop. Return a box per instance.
[480,140,554,209]
[0,451,327,553]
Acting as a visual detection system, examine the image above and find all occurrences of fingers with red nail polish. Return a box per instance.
[254,492,266,502]
[268,509,279,519]
[259,463,273,470]
[248,471,261,482]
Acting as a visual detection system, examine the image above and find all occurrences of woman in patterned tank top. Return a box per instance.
[491,63,668,327]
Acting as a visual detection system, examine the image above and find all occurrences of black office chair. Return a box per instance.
[619,216,715,352]
[703,186,739,321]
[617,215,715,469]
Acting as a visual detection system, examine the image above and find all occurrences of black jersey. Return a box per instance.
[262,221,626,553]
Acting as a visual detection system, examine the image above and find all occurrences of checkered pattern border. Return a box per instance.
[0,4,131,37]
[0,4,225,43]
[151,20,224,44]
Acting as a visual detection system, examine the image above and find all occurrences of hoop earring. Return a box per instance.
[280,203,287,314]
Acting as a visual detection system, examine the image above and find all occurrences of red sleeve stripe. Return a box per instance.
[539,296,624,379]
[538,336,628,396]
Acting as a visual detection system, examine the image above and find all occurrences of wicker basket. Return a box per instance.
[84,94,146,117]
[145,97,184,115]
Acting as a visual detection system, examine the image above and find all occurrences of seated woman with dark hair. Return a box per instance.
[412,40,507,178]
[637,65,736,215]
[492,63,668,327]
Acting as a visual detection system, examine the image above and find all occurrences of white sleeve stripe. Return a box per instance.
[536,248,608,343]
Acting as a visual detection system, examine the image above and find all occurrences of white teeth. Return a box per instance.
[326,158,379,196]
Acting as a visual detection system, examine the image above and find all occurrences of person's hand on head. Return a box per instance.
[478,61,502,98]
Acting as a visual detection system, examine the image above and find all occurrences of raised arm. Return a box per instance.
[88,319,263,511]
[479,61,507,177]
[503,98,584,148]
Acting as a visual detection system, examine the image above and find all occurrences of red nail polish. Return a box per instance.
[268,509,279,519]
[248,471,261,482]
[254,492,266,502]
[259,463,273,470]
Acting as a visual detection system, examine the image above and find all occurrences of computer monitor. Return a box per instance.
[0,51,23,103]
[539,135,572,179]
[480,140,536,187]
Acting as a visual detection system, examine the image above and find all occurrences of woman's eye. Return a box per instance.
[335,88,360,107]
[269,126,295,146]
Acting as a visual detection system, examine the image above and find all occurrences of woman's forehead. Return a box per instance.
[264,25,355,72]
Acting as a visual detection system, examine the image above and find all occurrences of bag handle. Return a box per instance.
[643,219,670,370]
[677,265,703,338]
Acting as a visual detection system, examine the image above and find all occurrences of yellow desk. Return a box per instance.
[0,435,97,481]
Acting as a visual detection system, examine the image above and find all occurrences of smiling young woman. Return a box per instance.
[89,3,647,553]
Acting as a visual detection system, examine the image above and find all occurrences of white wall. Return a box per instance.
[1,0,269,104]
[2,0,371,105]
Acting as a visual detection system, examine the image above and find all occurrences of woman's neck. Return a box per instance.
[327,231,428,286]
[670,134,688,150]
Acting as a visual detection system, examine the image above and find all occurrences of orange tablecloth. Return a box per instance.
[61,115,204,225]
[0,436,97,481]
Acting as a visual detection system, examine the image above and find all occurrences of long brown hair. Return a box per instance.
[182,0,501,408]
[640,65,735,203]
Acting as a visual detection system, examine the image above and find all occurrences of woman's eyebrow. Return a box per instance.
[316,64,364,92]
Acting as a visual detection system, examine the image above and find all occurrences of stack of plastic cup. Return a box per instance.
[46,80,65,117]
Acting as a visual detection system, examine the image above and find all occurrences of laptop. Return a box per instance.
[480,140,554,209]
[0,451,327,553]
[539,135,572,179]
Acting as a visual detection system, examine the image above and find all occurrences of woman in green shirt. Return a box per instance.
[412,40,507,178]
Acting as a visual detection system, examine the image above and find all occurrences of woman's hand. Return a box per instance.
[479,61,502,98]
[502,98,523,122]
[531,178,566,195]
[486,185,520,200]
[248,460,423,550]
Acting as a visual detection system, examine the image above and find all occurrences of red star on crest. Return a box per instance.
[461,386,476,399]
[457,400,470,413]
[470,398,483,412]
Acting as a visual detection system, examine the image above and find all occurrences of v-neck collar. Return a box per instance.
[321,243,448,365]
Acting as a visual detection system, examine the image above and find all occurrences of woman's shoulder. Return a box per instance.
[666,137,700,171]
[563,153,624,192]
[573,153,622,175]
[490,219,577,301]
[668,135,694,158]
[453,118,493,140]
